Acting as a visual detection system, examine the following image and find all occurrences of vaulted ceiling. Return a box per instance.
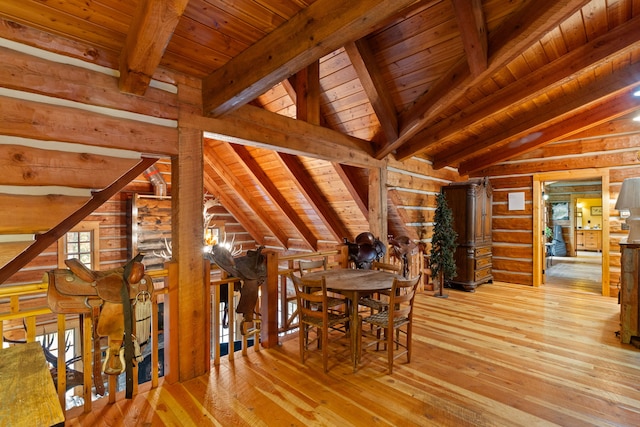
[1,0,640,279]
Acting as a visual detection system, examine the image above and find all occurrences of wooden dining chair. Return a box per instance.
[298,258,328,276]
[358,261,402,314]
[360,273,422,374]
[290,274,350,373]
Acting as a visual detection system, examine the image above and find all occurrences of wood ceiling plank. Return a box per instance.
[397,14,640,162]
[203,170,265,246]
[0,0,127,51]
[345,39,398,143]
[278,153,351,242]
[231,144,318,251]
[451,0,488,77]
[461,87,640,175]
[119,0,189,95]
[332,164,368,219]
[379,0,591,160]
[202,0,420,117]
[204,143,289,249]
[0,241,31,268]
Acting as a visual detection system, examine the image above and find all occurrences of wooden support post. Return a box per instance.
[369,163,388,247]
[261,250,279,348]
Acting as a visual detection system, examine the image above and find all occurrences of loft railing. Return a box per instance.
[0,245,427,416]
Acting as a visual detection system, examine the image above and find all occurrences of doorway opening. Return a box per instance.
[543,181,603,294]
[533,170,610,296]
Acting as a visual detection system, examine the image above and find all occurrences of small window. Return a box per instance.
[58,222,100,269]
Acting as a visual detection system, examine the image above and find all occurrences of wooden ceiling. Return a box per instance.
[1,0,640,277]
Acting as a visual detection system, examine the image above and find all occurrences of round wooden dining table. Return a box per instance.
[303,268,401,371]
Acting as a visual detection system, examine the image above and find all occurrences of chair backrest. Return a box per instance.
[298,258,327,276]
[290,274,329,322]
[371,260,402,274]
[388,273,422,322]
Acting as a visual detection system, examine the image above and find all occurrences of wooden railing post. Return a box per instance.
[337,243,350,268]
[261,250,279,348]
[164,261,179,384]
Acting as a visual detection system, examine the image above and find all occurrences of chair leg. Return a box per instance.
[299,324,306,364]
[322,326,328,373]
[387,326,394,374]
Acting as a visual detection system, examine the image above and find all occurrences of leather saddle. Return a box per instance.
[346,232,387,269]
[47,258,148,314]
[46,254,152,398]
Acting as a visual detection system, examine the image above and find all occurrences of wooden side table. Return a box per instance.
[0,341,65,426]
[619,242,640,345]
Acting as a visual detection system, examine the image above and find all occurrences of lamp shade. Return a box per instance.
[615,177,640,210]
[616,177,640,243]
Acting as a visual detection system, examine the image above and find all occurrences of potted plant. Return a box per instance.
[430,191,458,298]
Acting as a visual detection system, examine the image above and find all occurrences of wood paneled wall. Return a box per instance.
[477,128,640,295]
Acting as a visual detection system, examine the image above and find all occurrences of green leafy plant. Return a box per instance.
[430,191,458,291]
[545,226,553,240]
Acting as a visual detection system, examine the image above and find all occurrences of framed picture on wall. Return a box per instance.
[551,202,569,220]
[591,206,602,216]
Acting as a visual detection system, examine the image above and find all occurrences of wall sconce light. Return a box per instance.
[615,177,640,242]
[542,192,549,201]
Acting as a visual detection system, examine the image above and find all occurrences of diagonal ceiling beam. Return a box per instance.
[397,13,640,162]
[277,153,352,242]
[376,0,591,159]
[119,0,189,95]
[461,88,640,176]
[332,164,368,218]
[344,39,398,144]
[202,170,265,246]
[451,0,487,77]
[204,142,289,248]
[229,144,318,251]
[201,0,420,117]
[0,157,157,284]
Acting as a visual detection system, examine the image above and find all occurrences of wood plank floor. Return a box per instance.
[66,281,640,426]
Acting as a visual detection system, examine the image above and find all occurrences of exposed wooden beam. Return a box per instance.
[0,157,157,284]
[344,39,398,143]
[278,153,352,242]
[295,61,321,126]
[229,144,318,251]
[397,14,640,162]
[451,0,487,77]
[439,59,640,170]
[119,0,189,95]
[462,87,640,176]
[377,0,590,159]
[202,171,265,246]
[388,189,419,241]
[332,164,368,218]
[181,105,381,168]
[201,0,420,117]
[0,96,178,156]
[204,142,289,249]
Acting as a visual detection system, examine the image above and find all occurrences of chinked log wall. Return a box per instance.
[480,132,640,295]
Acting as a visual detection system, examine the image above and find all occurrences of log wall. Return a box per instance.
[477,130,640,295]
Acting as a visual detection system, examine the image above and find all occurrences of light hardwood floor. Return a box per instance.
[66,281,640,426]
[546,250,603,294]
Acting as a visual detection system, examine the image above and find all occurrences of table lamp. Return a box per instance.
[615,177,640,243]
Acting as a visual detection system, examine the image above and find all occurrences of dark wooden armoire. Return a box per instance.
[442,178,493,291]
